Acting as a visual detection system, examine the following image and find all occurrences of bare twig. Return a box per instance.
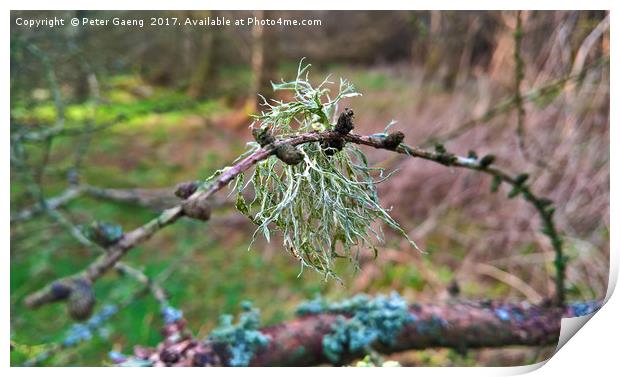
[10,183,233,223]
[11,186,84,223]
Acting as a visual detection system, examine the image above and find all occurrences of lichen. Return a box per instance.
[354,355,401,367]
[228,61,419,279]
[207,301,270,367]
[295,295,328,316]
[81,221,123,247]
[494,308,511,321]
[161,306,183,324]
[296,293,415,363]
[63,304,117,346]
[569,301,600,317]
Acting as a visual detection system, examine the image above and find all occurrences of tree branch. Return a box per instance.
[123,300,599,367]
[25,129,566,308]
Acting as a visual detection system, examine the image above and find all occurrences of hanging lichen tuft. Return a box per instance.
[205,60,419,279]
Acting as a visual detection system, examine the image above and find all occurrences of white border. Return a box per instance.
[4,1,616,376]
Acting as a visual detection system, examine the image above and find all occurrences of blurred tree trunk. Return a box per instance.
[248,10,278,112]
[421,11,447,85]
[187,11,218,99]
[72,10,90,101]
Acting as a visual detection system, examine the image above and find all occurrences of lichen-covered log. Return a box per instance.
[119,300,599,367]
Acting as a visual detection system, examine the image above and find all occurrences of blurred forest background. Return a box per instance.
[10,10,609,366]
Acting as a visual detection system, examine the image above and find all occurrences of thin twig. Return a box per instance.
[25,129,568,308]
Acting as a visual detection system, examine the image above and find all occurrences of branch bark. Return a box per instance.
[127,300,599,367]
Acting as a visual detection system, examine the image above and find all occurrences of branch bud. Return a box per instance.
[479,154,496,168]
[252,127,275,147]
[82,221,123,247]
[67,278,95,321]
[334,108,355,135]
[514,173,529,185]
[182,200,212,221]
[275,143,303,165]
[175,181,199,199]
[382,131,405,150]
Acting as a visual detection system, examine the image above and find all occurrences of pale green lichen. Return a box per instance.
[228,60,419,279]
[354,355,401,367]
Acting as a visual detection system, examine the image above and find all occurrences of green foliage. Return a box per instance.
[229,61,418,278]
[490,175,502,193]
[208,301,269,367]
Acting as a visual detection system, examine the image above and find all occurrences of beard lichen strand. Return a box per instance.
[235,129,417,278]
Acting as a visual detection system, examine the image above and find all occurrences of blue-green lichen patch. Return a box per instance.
[494,308,511,322]
[207,301,270,367]
[568,301,601,317]
[415,314,448,337]
[295,295,327,316]
[161,306,183,324]
[296,293,415,363]
[63,304,118,346]
[489,302,530,322]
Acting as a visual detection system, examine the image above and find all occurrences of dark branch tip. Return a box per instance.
[382,131,405,150]
[252,127,275,147]
[334,108,355,135]
[479,154,496,168]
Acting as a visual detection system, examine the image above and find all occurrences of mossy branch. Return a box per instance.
[119,298,599,367]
